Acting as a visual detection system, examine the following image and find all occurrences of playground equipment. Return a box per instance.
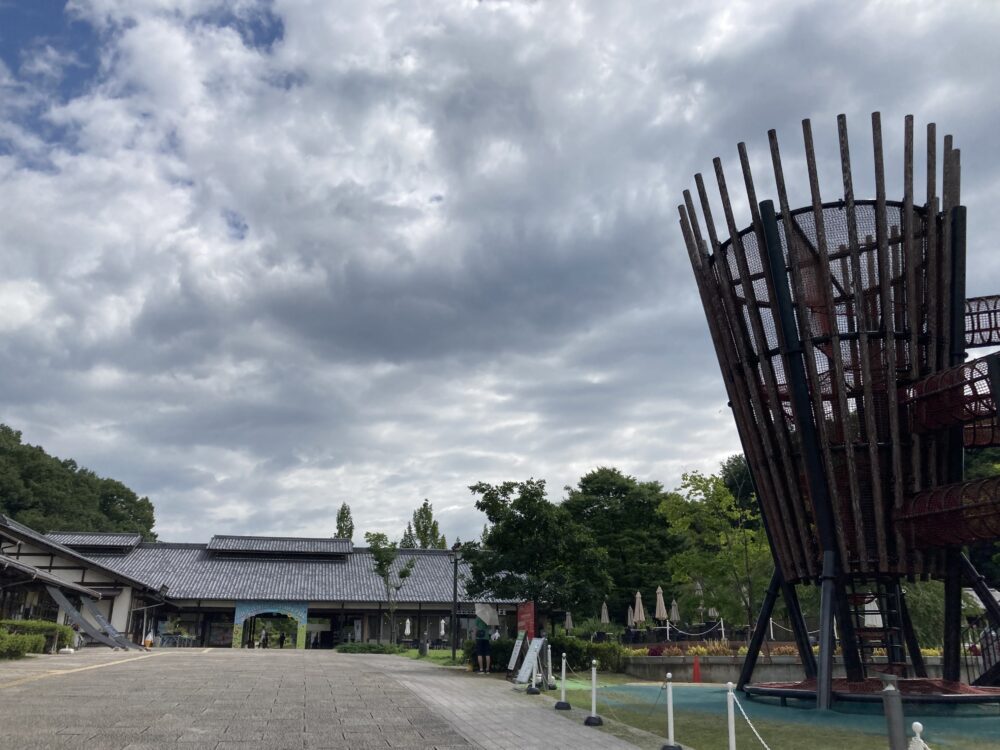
[678,112,1000,708]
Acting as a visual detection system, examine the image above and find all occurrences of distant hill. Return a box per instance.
[0,424,156,539]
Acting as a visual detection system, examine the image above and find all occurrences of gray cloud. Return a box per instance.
[1,0,999,542]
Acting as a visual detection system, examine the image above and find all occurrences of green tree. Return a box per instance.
[462,479,610,630]
[0,424,155,539]
[400,522,417,548]
[335,502,354,540]
[410,499,446,549]
[562,467,682,625]
[364,532,416,643]
[719,454,759,524]
[658,471,772,632]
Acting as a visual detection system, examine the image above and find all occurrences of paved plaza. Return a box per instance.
[0,649,651,750]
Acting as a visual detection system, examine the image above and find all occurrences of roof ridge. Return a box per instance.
[210,534,352,542]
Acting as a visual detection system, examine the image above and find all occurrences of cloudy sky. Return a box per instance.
[1,0,999,542]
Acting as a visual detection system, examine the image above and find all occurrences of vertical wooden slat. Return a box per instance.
[711,158,806,579]
[903,116,923,501]
[904,116,918,381]
[838,113,890,571]
[696,172,797,577]
[679,201,800,583]
[924,125,940,511]
[694,173,721,250]
[738,146,819,578]
[802,118,868,572]
[872,112,908,572]
[768,127,852,570]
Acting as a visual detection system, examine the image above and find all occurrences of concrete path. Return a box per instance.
[0,649,642,749]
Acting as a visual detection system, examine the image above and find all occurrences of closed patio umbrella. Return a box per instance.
[439,618,446,637]
[633,591,646,625]
[670,598,681,622]
[564,611,574,631]
[404,618,411,637]
[627,605,635,628]
[654,586,668,622]
[600,600,610,625]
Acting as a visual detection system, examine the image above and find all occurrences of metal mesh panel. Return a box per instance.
[966,296,1000,348]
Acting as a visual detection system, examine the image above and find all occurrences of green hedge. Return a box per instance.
[0,630,47,659]
[0,619,75,649]
[461,638,516,670]
[547,635,626,672]
[334,642,405,655]
[462,635,623,673]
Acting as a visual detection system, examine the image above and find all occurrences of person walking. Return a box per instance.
[260,627,269,649]
[278,631,286,649]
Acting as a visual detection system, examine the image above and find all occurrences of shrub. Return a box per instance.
[572,616,624,639]
[548,634,627,672]
[920,647,942,657]
[0,630,46,659]
[461,638,517,670]
[0,619,75,649]
[702,641,735,656]
[334,642,404,655]
[686,645,708,656]
[624,647,648,657]
[771,645,799,656]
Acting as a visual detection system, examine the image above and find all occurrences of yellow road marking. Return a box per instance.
[1,652,165,689]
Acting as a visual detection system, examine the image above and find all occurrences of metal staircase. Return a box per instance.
[846,581,908,678]
[964,615,1000,686]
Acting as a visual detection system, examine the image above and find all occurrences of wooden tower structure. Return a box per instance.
[679,112,1000,707]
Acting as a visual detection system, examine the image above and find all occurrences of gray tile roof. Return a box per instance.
[207,535,352,555]
[0,515,153,592]
[0,554,103,599]
[83,543,503,604]
[47,531,143,549]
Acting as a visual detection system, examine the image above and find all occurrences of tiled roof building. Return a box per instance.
[1,515,515,650]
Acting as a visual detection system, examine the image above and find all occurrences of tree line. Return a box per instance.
[0,425,156,539]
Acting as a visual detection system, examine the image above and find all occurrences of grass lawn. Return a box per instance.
[399,647,466,667]
[555,673,1000,750]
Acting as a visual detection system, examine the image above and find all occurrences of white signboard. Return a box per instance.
[507,631,526,671]
[515,637,546,684]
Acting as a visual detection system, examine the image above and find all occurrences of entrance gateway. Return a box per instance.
[233,600,309,649]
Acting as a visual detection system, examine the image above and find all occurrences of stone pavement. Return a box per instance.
[0,648,642,749]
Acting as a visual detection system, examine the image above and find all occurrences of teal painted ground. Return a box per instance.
[596,683,1000,745]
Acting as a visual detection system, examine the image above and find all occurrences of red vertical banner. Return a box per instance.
[516,601,536,638]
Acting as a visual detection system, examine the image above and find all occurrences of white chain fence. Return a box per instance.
[730,689,771,749]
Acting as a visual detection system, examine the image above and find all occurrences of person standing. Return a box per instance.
[260,627,269,649]
[475,626,491,673]
[278,631,286,649]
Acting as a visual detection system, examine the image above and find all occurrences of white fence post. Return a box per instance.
[727,682,736,750]
[584,659,603,726]
[661,672,681,750]
[555,652,571,710]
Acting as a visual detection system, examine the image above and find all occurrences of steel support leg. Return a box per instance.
[897,584,927,678]
[780,579,816,678]
[943,549,963,682]
[738,570,781,690]
[817,553,837,710]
